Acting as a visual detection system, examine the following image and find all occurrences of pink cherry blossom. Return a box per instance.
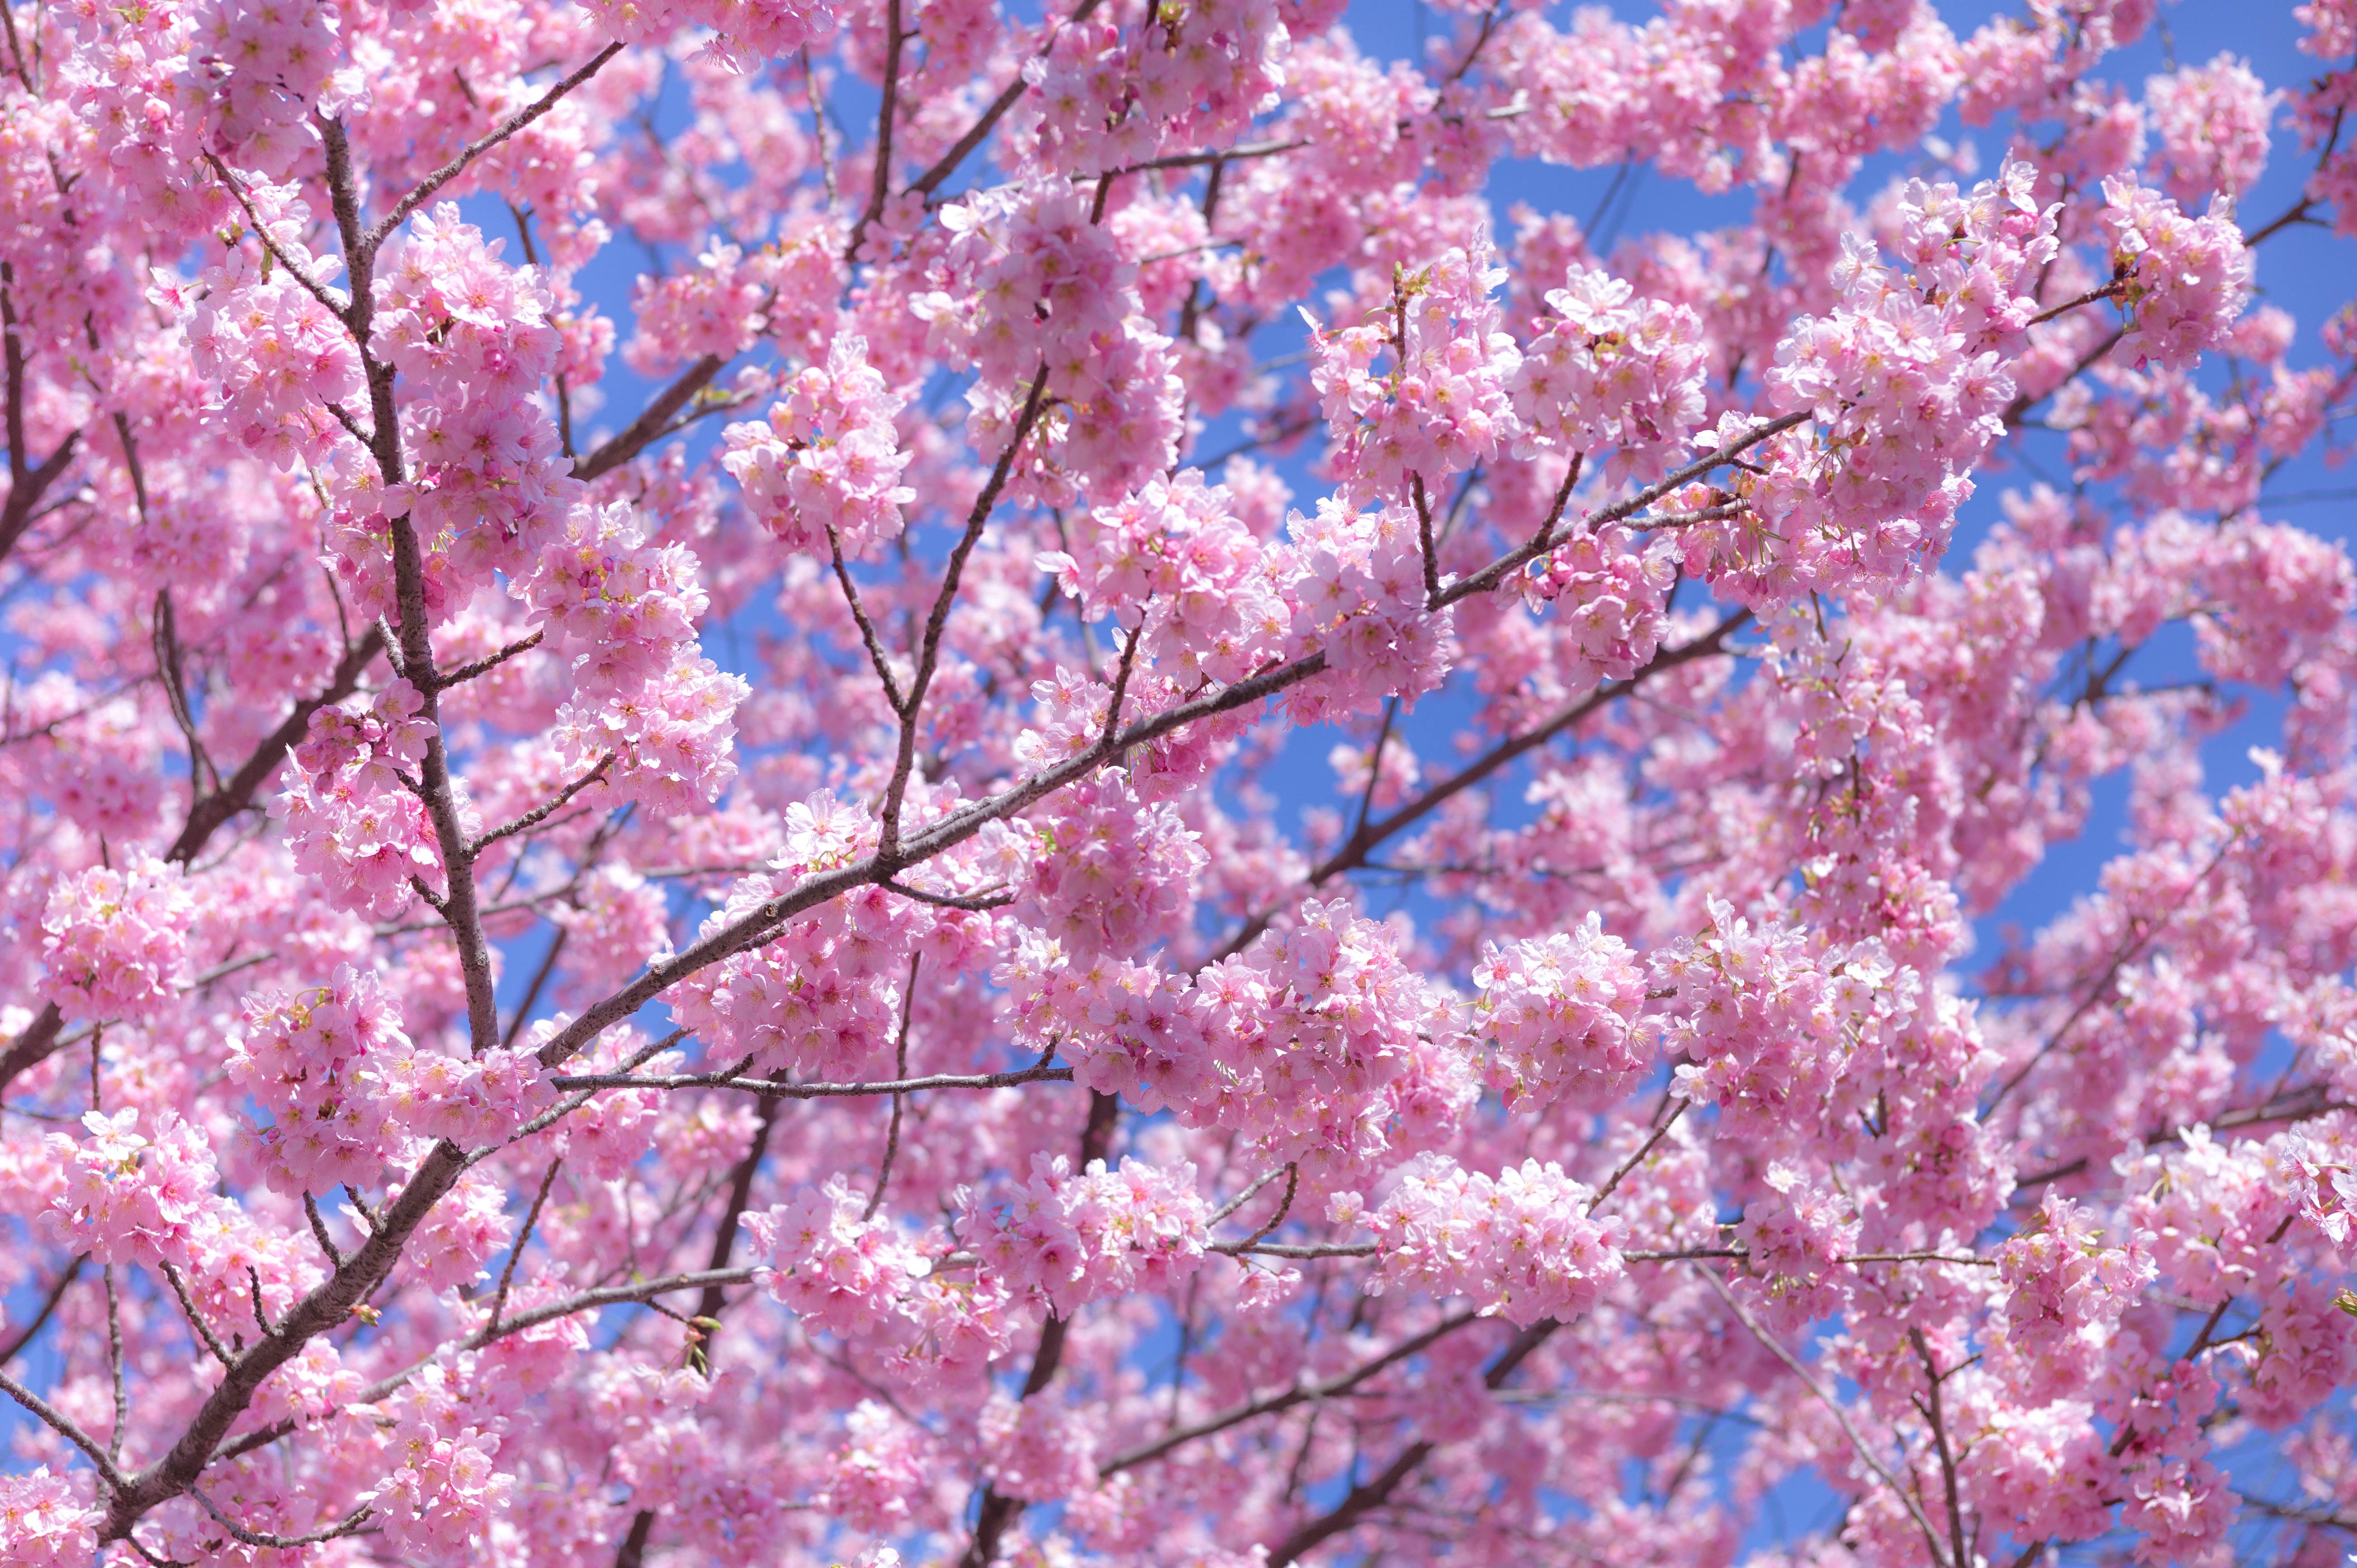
[4,5,2357,1566]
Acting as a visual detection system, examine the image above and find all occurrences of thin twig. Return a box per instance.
[104,1266,128,1464]
[1910,1326,1974,1568]
[0,1365,126,1489]
[1696,1266,1949,1568]
[1103,1311,1481,1474]
[864,956,920,1221]
[190,1488,372,1549]
[554,1060,1073,1097]
[470,756,611,855]
[436,629,543,691]
[880,366,1050,860]
[0,1254,85,1366]
[366,44,624,251]
[1587,1102,1687,1214]
[489,1155,564,1333]
[159,1262,234,1369]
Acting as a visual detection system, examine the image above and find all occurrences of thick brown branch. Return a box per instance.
[574,354,729,482]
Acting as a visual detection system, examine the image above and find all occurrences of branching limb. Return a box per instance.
[303,1194,344,1269]
[845,0,905,263]
[0,1364,128,1490]
[1215,1164,1298,1253]
[863,955,920,1221]
[1213,1239,1374,1259]
[471,754,612,854]
[0,618,368,1087]
[198,160,353,321]
[1697,1266,1950,1568]
[0,276,84,562]
[191,1489,372,1550]
[879,879,1014,911]
[825,520,905,710]
[2026,279,2125,328]
[904,0,1108,199]
[488,1155,564,1334]
[1909,1327,1974,1568]
[1208,1166,1289,1230]
[1588,1101,1688,1214]
[1103,1309,1481,1475]
[1437,411,1808,605]
[366,43,624,252]
[1265,1316,1561,1564]
[880,366,1050,860]
[574,354,731,482]
[0,1254,85,1367]
[159,1262,235,1370]
[552,1059,1073,1097]
[958,1091,1119,1567]
[436,629,544,691]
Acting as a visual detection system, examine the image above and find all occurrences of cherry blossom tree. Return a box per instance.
[6,0,2357,1561]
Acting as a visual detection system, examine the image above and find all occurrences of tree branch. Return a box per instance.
[365,44,624,254]
[574,354,729,482]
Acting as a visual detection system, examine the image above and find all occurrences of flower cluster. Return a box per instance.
[2145,54,2276,204]
[38,855,194,1021]
[549,652,748,818]
[1657,900,1908,1143]
[978,1390,1098,1502]
[820,1402,937,1535]
[579,0,833,69]
[1510,265,1709,478]
[1280,496,1452,709]
[668,874,918,1081]
[184,207,363,471]
[1308,243,1519,506]
[1997,1193,2159,1401]
[1022,775,1207,957]
[1040,473,1290,686]
[278,682,442,917]
[368,205,577,584]
[369,1365,516,1558]
[226,965,413,1192]
[1016,0,1288,177]
[191,0,353,172]
[1733,161,2063,600]
[525,501,710,699]
[961,1153,1210,1314]
[1519,527,1677,688]
[13,1,2357,1563]
[1734,1164,1862,1334]
[918,184,1183,497]
[2101,177,2256,371]
[41,1107,221,1266]
[722,334,914,558]
[1365,1155,1628,1326]
[1471,914,1649,1110]
[748,1177,934,1337]
[0,1469,98,1568]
